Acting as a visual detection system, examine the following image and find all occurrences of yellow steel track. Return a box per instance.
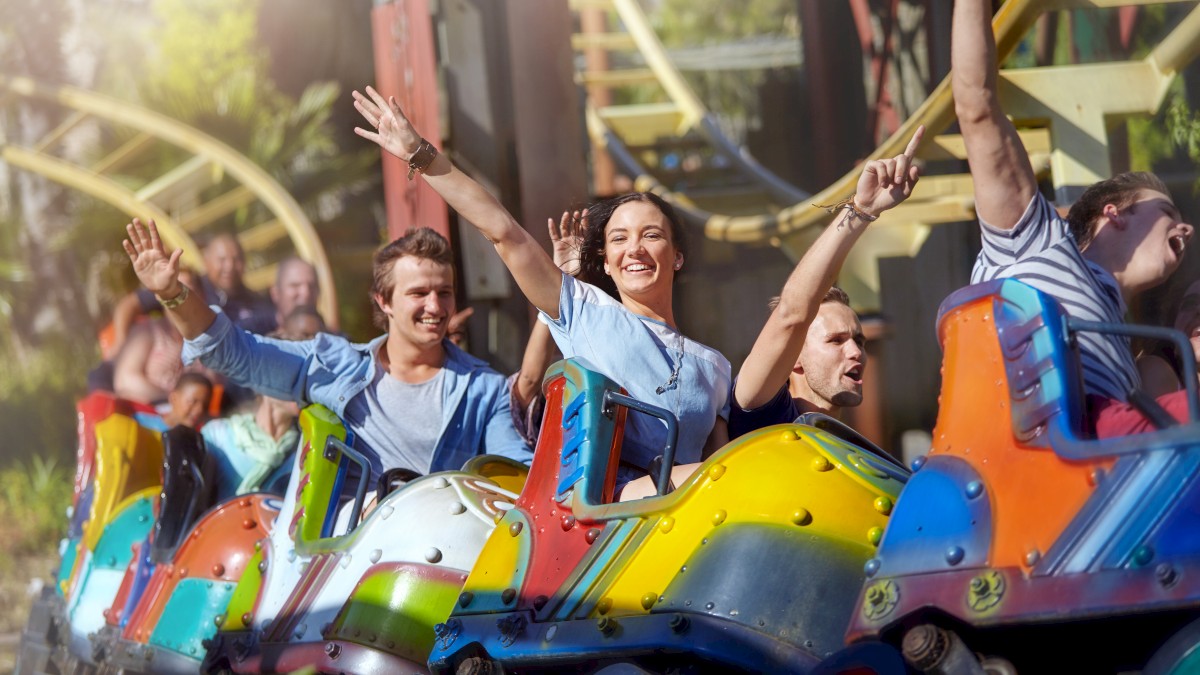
[572,0,1200,309]
[0,76,339,327]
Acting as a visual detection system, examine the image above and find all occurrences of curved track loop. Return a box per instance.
[577,0,1200,307]
[0,76,339,327]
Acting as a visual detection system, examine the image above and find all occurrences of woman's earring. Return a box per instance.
[674,262,682,270]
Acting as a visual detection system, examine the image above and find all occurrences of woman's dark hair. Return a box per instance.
[578,192,688,297]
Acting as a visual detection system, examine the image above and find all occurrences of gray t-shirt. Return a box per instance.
[343,360,445,476]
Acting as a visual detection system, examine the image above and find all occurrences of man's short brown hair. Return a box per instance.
[767,285,851,312]
[370,228,455,331]
[1067,172,1171,249]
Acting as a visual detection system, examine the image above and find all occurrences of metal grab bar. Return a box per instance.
[602,390,680,496]
[323,435,371,535]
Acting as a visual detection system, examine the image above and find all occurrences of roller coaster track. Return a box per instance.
[0,76,339,327]
[572,0,1200,309]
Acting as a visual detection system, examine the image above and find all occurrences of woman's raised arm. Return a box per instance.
[353,86,565,318]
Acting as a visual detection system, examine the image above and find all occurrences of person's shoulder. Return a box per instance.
[317,330,362,349]
[1008,191,1072,235]
[305,332,373,371]
[200,416,231,442]
[565,275,621,308]
[682,334,732,373]
[727,382,795,438]
[444,340,501,375]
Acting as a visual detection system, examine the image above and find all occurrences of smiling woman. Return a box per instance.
[352,86,731,494]
[544,196,730,490]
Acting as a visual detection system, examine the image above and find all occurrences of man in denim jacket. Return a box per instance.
[124,221,532,480]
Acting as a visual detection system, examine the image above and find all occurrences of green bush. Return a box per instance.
[0,456,72,569]
[0,340,92,470]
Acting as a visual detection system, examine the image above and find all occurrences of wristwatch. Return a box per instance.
[156,283,190,309]
[407,139,438,180]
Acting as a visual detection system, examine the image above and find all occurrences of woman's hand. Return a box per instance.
[352,86,423,161]
[853,125,924,218]
[122,218,183,297]
[548,209,587,275]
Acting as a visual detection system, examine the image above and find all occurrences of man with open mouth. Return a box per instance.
[954,0,1195,436]
[728,126,924,441]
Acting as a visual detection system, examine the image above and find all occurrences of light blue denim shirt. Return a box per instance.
[540,275,731,472]
[182,311,532,474]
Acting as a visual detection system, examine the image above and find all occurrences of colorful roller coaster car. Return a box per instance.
[428,359,909,675]
[16,395,164,675]
[89,425,282,674]
[847,279,1200,674]
[202,405,527,674]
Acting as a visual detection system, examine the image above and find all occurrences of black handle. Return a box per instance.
[180,449,207,534]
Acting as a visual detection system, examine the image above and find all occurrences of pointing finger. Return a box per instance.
[903,125,925,160]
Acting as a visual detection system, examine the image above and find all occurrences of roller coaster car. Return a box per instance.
[427,359,909,675]
[202,405,527,674]
[15,402,165,674]
[62,392,158,593]
[846,279,1200,674]
[88,425,282,674]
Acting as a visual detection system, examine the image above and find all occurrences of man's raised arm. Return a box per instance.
[953,0,1038,230]
[735,127,923,410]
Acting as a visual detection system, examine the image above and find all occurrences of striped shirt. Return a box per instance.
[970,193,1137,402]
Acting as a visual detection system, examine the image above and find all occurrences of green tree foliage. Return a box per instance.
[0,0,380,469]
[138,0,376,216]
[145,0,266,102]
[135,0,379,334]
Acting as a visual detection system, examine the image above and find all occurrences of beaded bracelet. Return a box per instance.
[814,194,878,228]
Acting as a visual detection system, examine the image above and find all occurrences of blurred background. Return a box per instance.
[4,2,1200,653]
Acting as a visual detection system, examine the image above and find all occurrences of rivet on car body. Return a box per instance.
[792,508,812,526]
[965,481,984,500]
[945,546,965,566]
[640,592,657,610]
